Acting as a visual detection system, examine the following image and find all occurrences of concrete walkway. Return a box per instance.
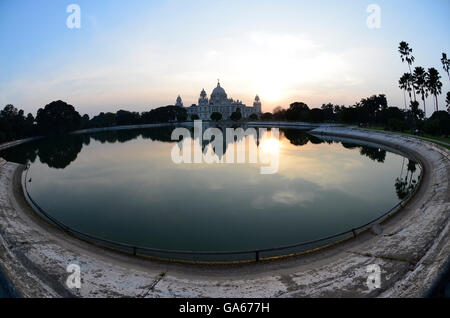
[0,127,449,297]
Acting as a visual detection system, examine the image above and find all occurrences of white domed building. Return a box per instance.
[175,81,262,120]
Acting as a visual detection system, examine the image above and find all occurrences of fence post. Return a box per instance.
[352,229,357,238]
[133,247,137,256]
[255,251,260,262]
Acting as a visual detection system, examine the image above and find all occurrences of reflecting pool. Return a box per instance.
[0,126,421,261]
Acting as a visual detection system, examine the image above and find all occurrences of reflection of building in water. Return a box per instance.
[175,80,262,120]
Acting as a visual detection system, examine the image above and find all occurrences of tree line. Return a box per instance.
[0,100,188,143]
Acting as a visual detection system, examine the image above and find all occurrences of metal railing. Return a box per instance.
[22,164,423,264]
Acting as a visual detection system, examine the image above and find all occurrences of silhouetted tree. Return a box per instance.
[36,100,82,135]
[81,114,90,128]
[398,41,416,101]
[321,103,335,121]
[248,113,259,120]
[141,106,187,123]
[272,106,287,121]
[441,53,450,81]
[261,112,274,121]
[230,108,242,121]
[89,112,116,128]
[446,92,450,113]
[210,112,222,121]
[426,67,443,113]
[116,110,141,125]
[425,111,450,135]
[0,105,34,142]
[399,73,413,109]
[413,67,429,117]
[286,102,310,121]
[309,108,324,122]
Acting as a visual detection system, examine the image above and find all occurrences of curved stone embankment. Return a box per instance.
[0,137,42,151]
[0,127,449,298]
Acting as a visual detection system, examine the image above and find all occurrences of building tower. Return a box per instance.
[253,95,262,113]
[175,95,183,107]
[198,89,208,106]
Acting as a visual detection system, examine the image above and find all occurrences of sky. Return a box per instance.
[0,0,449,116]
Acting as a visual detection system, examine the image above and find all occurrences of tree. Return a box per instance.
[36,100,82,135]
[261,112,274,121]
[441,53,450,81]
[425,111,450,135]
[81,114,90,128]
[408,100,424,128]
[230,108,242,121]
[210,112,222,121]
[426,67,443,113]
[413,67,429,117]
[0,104,33,142]
[321,103,336,121]
[286,102,310,121]
[89,112,116,127]
[359,94,387,124]
[398,41,416,101]
[446,92,450,113]
[309,108,324,122]
[116,110,141,125]
[272,106,286,121]
[399,73,414,108]
[141,106,187,123]
[248,113,259,120]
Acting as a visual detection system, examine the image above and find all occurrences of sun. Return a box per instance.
[258,81,285,103]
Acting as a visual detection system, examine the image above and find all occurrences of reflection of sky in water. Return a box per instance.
[6,128,420,252]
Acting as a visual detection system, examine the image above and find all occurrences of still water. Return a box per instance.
[0,127,420,261]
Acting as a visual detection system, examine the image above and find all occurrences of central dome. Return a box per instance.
[211,82,227,99]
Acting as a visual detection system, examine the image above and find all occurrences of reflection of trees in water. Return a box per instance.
[140,127,173,142]
[341,143,359,150]
[0,128,177,169]
[341,143,387,163]
[0,142,38,165]
[395,159,418,200]
[283,129,311,146]
[359,146,386,163]
[37,135,84,169]
[89,127,174,144]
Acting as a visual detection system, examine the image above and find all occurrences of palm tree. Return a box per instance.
[441,53,450,81]
[446,92,450,113]
[413,67,429,117]
[398,41,416,101]
[398,75,408,110]
[399,73,414,108]
[426,68,443,113]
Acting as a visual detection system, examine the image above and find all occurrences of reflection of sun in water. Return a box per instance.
[261,138,280,155]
